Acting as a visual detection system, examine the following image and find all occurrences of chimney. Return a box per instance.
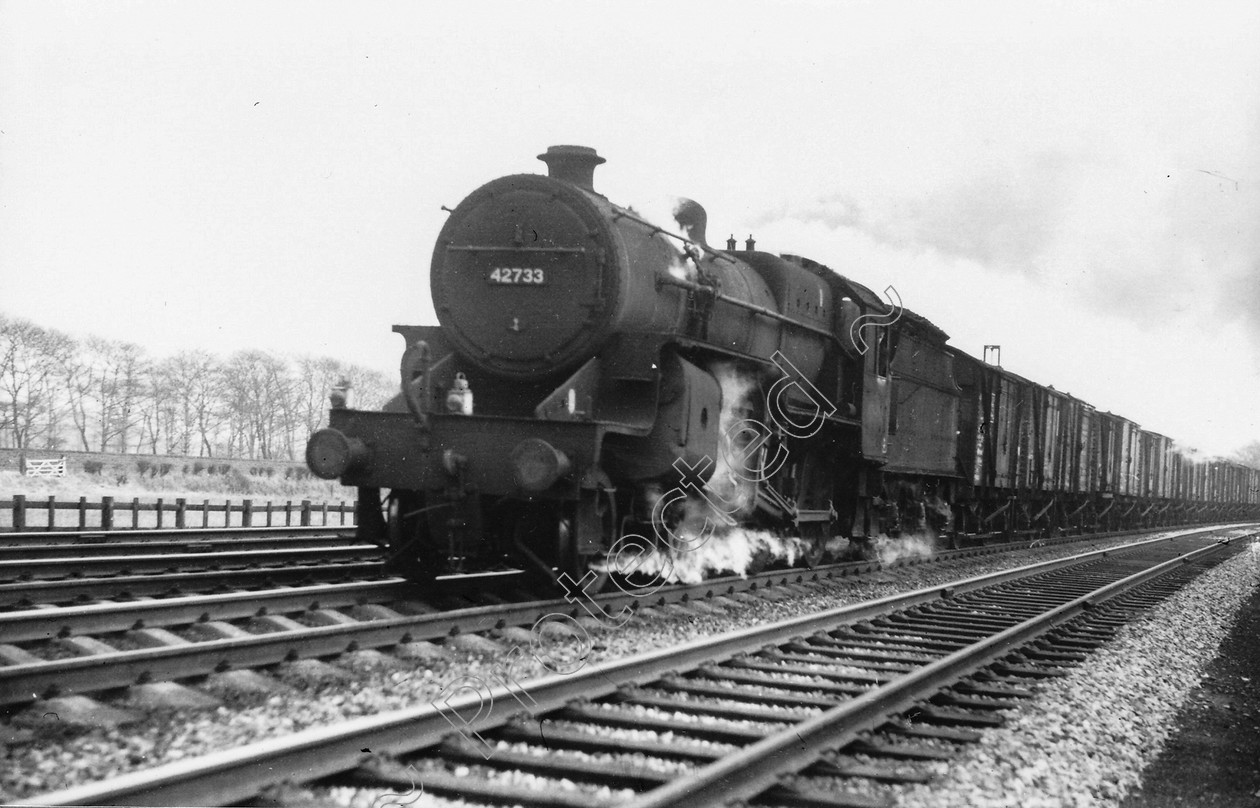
[745,235,757,251]
[726,234,737,250]
[672,198,708,247]
[537,145,605,191]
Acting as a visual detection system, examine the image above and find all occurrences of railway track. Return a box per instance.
[0,525,1216,709]
[0,548,1012,706]
[0,526,381,585]
[0,524,355,547]
[22,525,1253,807]
[0,561,390,609]
[0,521,1205,609]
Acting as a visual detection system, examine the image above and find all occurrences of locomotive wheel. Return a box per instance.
[798,522,830,568]
[384,492,441,583]
[572,487,617,591]
[511,503,568,590]
[507,497,615,592]
[805,537,831,568]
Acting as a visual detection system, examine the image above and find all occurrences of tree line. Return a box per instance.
[0,312,393,460]
[6,311,1258,469]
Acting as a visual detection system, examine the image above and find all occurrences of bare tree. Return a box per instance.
[62,339,100,451]
[154,350,230,457]
[294,356,348,445]
[222,350,293,459]
[0,315,73,450]
[137,359,181,454]
[4,310,396,460]
[290,357,395,454]
[147,352,208,456]
[79,338,149,453]
[344,365,394,412]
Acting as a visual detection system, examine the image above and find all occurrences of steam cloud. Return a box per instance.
[751,149,1260,353]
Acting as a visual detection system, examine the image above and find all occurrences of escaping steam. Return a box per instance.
[706,363,760,514]
[667,252,697,282]
[602,355,950,583]
[624,196,700,283]
[868,531,937,565]
[613,362,815,584]
[632,524,812,585]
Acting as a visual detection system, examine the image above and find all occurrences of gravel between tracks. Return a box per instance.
[891,539,1260,808]
[1,530,1252,803]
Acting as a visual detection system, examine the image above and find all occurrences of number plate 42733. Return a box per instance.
[488,267,546,285]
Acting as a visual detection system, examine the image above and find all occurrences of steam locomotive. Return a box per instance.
[306,145,1260,585]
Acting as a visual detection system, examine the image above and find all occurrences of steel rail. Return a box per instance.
[0,535,370,559]
[0,520,1232,592]
[0,544,381,580]
[0,531,1053,632]
[0,563,846,705]
[0,525,355,544]
[622,536,1240,807]
[0,562,389,607]
[0,522,1173,637]
[0,580,412,643]
[24,529,1238,807]
[0,524,1166,613]
[2,526,1230,704]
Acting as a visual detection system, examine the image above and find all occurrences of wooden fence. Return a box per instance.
[1,495,355,532]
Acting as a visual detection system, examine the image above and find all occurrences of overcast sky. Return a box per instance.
[2,1,1258,457]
